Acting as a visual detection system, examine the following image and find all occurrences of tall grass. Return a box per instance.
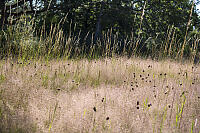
[0,13,199,62]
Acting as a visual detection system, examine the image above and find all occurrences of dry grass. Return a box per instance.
[0,57,199,133]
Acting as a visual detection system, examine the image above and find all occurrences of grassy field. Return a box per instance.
[0,57,199,133]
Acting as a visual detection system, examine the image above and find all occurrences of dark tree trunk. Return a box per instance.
[0,0,6,29]
[94,1,104,43]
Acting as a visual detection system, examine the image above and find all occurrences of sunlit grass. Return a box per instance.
[0,58,199,132]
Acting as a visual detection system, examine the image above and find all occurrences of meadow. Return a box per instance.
[0,57,199,133]
[0,13,199,132]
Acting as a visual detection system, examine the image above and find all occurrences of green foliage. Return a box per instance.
[0,74,6,84]
[42,74,49,88]
[176,94,186,129]
[191,118,195,133]
[0,0,199,60]
[48,102,58,132]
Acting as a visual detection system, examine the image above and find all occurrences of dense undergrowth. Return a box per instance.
[0,15,199,63]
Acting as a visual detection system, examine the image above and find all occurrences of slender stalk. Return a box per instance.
[134,0,147,55]
[180,0,195,59]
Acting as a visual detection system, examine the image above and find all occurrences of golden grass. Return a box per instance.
[0,57,199,133]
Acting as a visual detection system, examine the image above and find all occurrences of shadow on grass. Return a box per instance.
[0,102,37,133]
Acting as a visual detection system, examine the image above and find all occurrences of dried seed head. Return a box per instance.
[148,65,152,68]
[102,98,104,102]
[93,107,96,112]
[106,117,109,120]
[148,104,152,107]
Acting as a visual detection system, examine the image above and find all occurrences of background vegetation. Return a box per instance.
[0,0,200,60]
